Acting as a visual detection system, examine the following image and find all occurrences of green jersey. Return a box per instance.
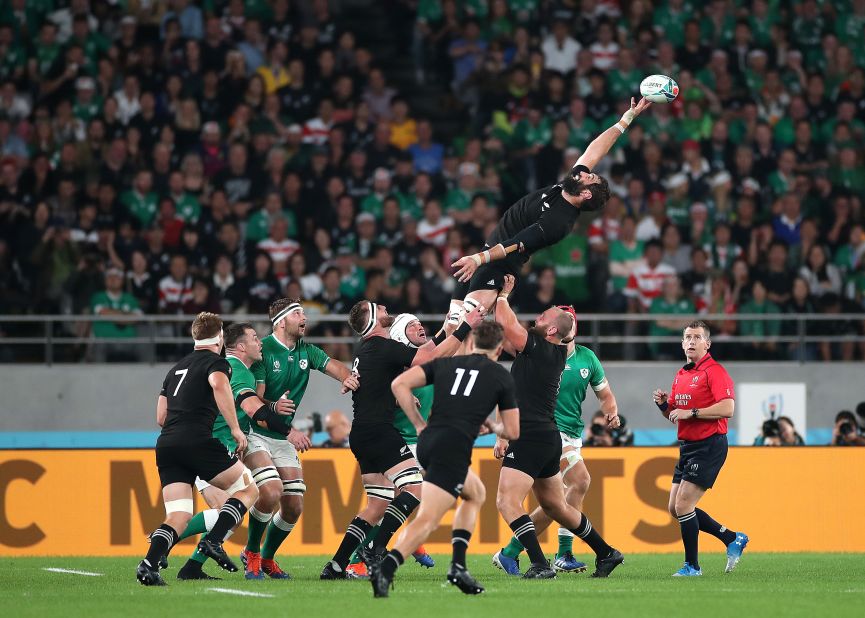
[555,345,607,439]
[250,334,331,439]
[212,355,255,451]
[393,385,434,445]
[90,291,140,338]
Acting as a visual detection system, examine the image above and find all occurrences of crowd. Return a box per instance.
[1,0,865,363]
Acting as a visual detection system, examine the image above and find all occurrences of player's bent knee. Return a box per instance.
[225,465,255,495]
[388,466,423,492]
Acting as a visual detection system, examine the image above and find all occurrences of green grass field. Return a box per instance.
[2,554,863,617]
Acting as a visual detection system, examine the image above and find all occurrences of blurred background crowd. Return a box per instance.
[1,0,865,363]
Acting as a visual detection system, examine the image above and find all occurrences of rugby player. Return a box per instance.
[493,281,624,579]
[449,97,652,320]
[346,313,441,577]
[137,313,259,586]
[370,322,520,597]
[320,301,486,579]
[240,299,360,580]
[652,321,749,576]
[495,304,620,575]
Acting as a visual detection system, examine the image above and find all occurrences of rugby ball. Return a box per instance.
[639,74,679,104]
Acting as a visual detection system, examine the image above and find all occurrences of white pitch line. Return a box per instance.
[207,587,275,598]
[43,567,103,577]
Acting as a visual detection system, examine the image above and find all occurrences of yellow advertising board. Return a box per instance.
[1,448,863,556]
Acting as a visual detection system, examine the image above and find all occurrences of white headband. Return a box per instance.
[271,302,302,325]
[360,301,377,337]
[194,329,223,347]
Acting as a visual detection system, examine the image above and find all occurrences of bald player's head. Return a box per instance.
[529,306,575,342]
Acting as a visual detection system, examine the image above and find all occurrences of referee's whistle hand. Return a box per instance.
[652,389,667,404]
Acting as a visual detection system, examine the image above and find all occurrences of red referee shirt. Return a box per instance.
[667,353,735,441]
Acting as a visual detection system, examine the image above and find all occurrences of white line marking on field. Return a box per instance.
[207,587,275,598]
[43,567,103,577]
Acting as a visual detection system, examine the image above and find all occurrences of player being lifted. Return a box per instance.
[345,313,442,577]
[370,322,520,597]
[174,321,304,579]
[320,300,485,579]
[240,299,360,580]
[493,281,624,579]
[449,97,651,318]
[137,313,258,586]
[495,302,620,575]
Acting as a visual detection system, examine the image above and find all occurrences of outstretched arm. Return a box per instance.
[576,97,651,170]
[494,275,528,352]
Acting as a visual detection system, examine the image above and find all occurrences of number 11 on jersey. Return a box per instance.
[450,368,479,396]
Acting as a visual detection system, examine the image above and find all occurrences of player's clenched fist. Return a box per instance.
[493,437,509,459]
[652,389,667,405]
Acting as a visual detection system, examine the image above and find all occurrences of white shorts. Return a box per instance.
[407,443,423,471]
[246,431,302,469]
[560,433,583,462]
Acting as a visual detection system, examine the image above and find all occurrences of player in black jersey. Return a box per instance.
[136,313,260,586]
[320,300,486,580]
[448,97,652,322]
[370,322,519,598]
[493,277,624,579]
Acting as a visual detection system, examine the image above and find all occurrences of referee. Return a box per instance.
[651,320,749,577]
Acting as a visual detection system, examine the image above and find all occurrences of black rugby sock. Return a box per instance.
[380,549,404,579]
[570,514,613,557]
[373,491,421,550]
[509,515,546,565]
[145,524,178,567]
[677,511,700,570]
[695,508,736,545]
[204,498,247,543]
[332,517,373,569]
[451,529,471,568]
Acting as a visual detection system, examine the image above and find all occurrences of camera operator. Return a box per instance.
[754,416,804,446]
[584,411,634,446]
[832,410,865,446]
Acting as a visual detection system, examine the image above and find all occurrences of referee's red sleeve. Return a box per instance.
[708,365,735,402]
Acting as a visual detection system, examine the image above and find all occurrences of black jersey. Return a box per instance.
[486,164,588,252]
[351,336,418,426]
[422,354,517,440]
[510,332,567,435]
[158,349,232,446]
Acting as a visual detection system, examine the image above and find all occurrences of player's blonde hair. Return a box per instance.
[191,312,222,340]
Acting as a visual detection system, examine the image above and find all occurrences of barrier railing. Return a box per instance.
[0,312,863,364]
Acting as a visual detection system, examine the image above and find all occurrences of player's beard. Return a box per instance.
[529,324,548,338]
[559,174,583,197]
[380,315,395,328]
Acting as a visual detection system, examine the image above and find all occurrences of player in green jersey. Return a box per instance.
[175,321,296,580]
[240,298,359,580]
[494,304,621,576]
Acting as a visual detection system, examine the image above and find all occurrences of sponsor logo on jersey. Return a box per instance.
[691,375,699,386]
[299,359,308,370]
[505,451,515,459]
[486,279,495,285]
[273,359,281,372]
[580,368,589,379]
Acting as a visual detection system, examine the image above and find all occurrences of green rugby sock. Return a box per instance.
[557,529,574,555]
[178,512,208,541]
[261,513,295,560]
[502,536,525,559]
[189,549,207,564]
[246,506,271,554]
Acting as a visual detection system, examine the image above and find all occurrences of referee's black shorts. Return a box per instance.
[416,426,474,498]
[673,433,729,489]
[502,430,562,480]
[155,438,237,487]
[350,422,415,475]
[454,250,527,298]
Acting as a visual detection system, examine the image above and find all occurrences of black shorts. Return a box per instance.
[416,426,474,498]
[350,422,415,475]
[672,433,728,489]
[456,251,526,297]
[155,438,237,488]
[502,430,561,479]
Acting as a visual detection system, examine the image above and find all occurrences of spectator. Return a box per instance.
[648,276,695,360]
[90,265,143,362]
[660,224,691,274]
[257,217,300,278]
[757,240,795,306]
[831,410,865,446]
[407,119,444,174]
[625,240,676,313]
[242,251,281,314]
[738,279,782,359]
[321,411,351,448]
[417,199,453,248]
[541,18,580,75]
[799,244,842,297]
[157,254,193,314]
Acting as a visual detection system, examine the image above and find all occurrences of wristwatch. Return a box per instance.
[691,408,699,418]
